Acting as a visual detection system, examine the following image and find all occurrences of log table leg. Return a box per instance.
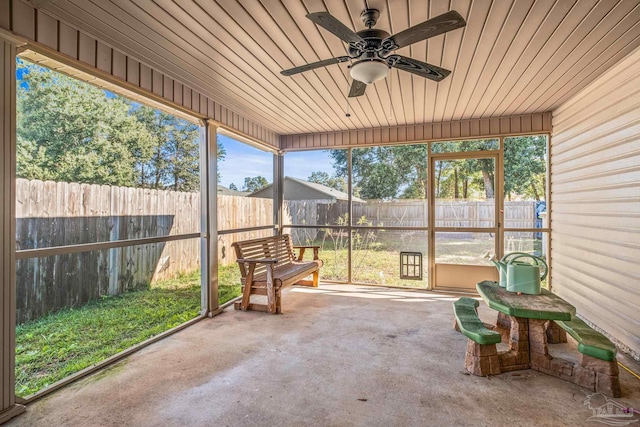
[545,320,568,344]
[498,316,530,371]
[529,319,574,380]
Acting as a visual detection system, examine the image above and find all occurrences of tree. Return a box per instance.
[228,183,238,191]
[134,106,203,191]
[432,140,496,199]
[17,59,222,192]
[330,145,428,200]
[17,60,152,186]
[504,136,546,200]
[307,171,347,192]
[243,176,268,192]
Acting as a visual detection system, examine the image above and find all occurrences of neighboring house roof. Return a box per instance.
[248,177,364,203]
[217,185,249,196]
[285,177,364,202]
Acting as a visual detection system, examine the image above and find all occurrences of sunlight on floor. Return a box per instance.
[290,284,477,302]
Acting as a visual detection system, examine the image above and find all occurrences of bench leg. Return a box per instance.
[312,270,319,287]
[240,264,255,311]
[276,290,282,314]
[266,265,276,314]
[465,340,501,376]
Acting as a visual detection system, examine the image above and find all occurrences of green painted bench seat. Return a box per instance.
[555,318,617,362]
[453,297,502,345]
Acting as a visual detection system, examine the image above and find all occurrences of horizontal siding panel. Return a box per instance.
[551,257,640,321]
[553,167,640,190]
[553,108,640,152]
[551,264,640,329]
[550,223,640,247]
[552,234,640,268]
[553,272,640,353]
[551,47,640,357]
[282,113,551,150]
[551,121,640,167]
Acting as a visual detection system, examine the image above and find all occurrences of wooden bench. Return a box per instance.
[453,297,502,376]
[554,318,621,397]
[232,234,323,314]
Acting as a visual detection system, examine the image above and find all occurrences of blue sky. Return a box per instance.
[217,134,335,188]
[18,59,336,189]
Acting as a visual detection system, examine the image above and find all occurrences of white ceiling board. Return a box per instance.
[39,0,640,135]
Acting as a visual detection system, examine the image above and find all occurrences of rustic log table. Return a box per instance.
[476,280,576,374]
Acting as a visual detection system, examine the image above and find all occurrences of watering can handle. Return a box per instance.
[500,252,533,262]
[508,254,548,281]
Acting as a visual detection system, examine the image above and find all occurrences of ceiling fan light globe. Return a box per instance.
[350,60,388,84]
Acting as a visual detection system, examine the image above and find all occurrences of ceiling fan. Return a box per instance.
[281,9,466,98]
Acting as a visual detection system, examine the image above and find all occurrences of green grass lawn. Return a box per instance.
[15,266,241,397]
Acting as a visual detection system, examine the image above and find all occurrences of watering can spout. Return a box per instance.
[484,252,507,287]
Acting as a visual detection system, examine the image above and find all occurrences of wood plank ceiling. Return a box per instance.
[39,0,640,136]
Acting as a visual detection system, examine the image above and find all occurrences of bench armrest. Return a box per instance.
[293,246,320,261]
[236,258,278,264]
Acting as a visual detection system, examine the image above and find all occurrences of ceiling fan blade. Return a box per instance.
[388,55,451,82]
[383,10,466,50]
[348,80,367,97]
[281,56,351,76]
[306,12,365,45]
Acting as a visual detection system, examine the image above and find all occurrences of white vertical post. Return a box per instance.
[199,121,220,317]
[0,38,26,423]
[274,153,284,235]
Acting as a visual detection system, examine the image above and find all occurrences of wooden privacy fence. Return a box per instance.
[15,179,201,323]
[285,199,538,229]
[15,178,540,323]
[217,194,275,267]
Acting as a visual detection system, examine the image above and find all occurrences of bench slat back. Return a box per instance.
[232,234,296,278]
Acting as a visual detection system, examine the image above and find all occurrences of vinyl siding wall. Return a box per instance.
[551,47,640,357]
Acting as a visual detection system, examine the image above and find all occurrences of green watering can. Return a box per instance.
[485,252,532,288]
[505,253,548,295]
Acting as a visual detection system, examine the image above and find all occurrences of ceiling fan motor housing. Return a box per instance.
[349,29,392,58]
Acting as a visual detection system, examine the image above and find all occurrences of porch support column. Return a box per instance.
[200,120,220,317]
[274,152,284,234]
[0,37,25,424]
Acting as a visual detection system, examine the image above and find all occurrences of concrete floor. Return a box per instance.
[8,284,640,427]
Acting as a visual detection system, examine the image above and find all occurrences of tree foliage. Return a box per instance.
[330,146,429,200]
[243,176,269,192]
[16,60,220,191]
[307,171,347,192]
[504,136,546,200]
[326,138,545,201]
[17,61,150,186]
